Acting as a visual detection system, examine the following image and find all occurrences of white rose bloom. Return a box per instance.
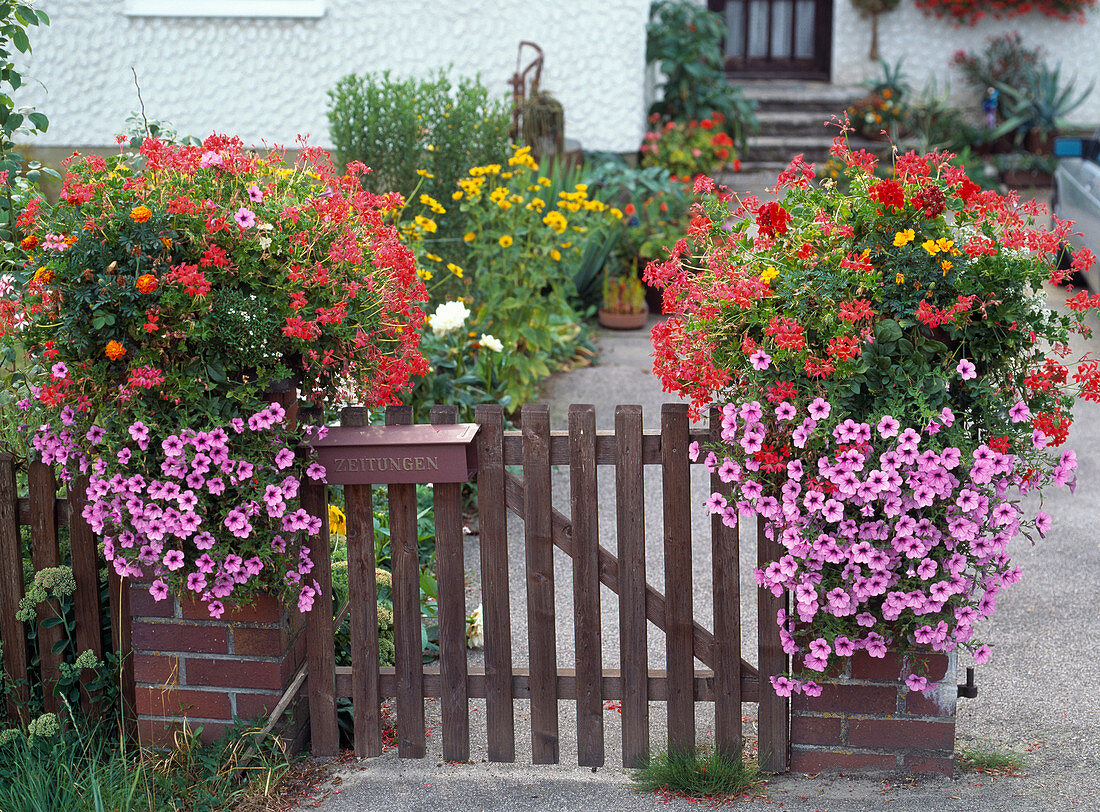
[428,300,471,336]
[480,333,504,352]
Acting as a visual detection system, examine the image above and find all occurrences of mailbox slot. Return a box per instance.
[311,423,479,485]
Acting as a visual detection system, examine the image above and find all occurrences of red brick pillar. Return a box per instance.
[129,584,308,749]
[790,650,956,775]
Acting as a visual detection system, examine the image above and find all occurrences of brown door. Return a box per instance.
[708,0,832,80]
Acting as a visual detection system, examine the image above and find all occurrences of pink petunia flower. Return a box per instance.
[956,358,977,380]
[234,207,256,228]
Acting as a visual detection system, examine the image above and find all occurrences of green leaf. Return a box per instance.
[41,615,63,629]
[875,319,903,343]
[11,27,29,52]
[27,110,47,131]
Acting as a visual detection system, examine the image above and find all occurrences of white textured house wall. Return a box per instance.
[831,3,1100,126]
[17,0,651,153]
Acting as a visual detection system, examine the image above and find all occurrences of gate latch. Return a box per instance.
[957,666,978,699]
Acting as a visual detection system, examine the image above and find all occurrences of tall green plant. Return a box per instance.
[326,68,510,237]
[993,62,1094,145]
[646,0,758,151]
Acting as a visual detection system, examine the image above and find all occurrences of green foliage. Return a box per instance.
[631,745,761,799]
[645,0,758,151]
[641,113,738,179]
[993,62,1094,144]
[326,68,510,237]
[955,743,1027,775]
[0,1,58,272]
[952,32,1046,112]
[404,323,513,425]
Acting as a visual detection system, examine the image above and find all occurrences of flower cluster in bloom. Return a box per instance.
[428,300,472,336]
[641,112,740,181]
[31,402,329,616]
[915,0,1095,25]
[696,394,1076,694]
[649,132,1098,694]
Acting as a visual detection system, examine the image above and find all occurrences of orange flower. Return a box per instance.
[136,273,158,294]
[130,205,152,223]
[105,340,126,360]
[20,235,38,251]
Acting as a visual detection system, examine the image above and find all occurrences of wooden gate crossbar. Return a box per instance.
[304,403,790,773]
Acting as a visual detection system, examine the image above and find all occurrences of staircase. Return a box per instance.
[736,80,866,173]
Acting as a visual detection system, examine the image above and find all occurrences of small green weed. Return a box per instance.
[955,743,1027,775]
[631,745,763,802]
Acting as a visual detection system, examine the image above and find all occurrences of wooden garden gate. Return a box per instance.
[303,403,789,771]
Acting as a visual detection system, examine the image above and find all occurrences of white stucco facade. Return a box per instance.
[832,3,1100,126]
[16,0,652,153]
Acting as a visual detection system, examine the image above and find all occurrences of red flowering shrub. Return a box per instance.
[917,0,1095,25]
[1,134,428,612]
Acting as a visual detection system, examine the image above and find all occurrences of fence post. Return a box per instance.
[302,418,338,756]
[709,408,742,761]
[67,474,104,717]
[431,404,470,763]
[757,514,789,772]
[341,405,382,759]
[474,404,515,762]
[0,454,29,723]
[387,404,426,758]
[27,461,62,715]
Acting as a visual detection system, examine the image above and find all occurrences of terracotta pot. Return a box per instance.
[597,308,648,330]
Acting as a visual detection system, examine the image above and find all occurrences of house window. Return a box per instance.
[124,1,325,18]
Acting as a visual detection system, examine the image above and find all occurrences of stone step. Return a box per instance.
[755,110,844,138]
[737,79,865,114]
[744,134,835,164]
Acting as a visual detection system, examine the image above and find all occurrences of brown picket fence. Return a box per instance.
[0,454,136,729]
[303,403,790,771]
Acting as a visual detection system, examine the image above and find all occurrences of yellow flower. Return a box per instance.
[130,205,152,223]
[538,177,551,187]
[417,268,433,281]
[550,249,561,261]
[416,169,435,178]
[419,193,446,214]
[501,171,513,179]
[463,232,475,243]
[942,260,953,275]
[425,252,442,262]
[105,340,126,361]
[328,505,347,536]
[895,273,905,284]
[921,238,940,255]
[413,215,438,234]
[760,266,779,284]
[893,228,915,247]
[447,263,464,278]
[936,238,956,254]
[452,191,463,200]
[610,207,623,219]
[542,210,568,234]
[498,235,513,248]
[526,197,546,212]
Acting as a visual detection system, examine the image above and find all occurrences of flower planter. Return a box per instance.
[1001,168,1053,189]
[597,308,648,330]
[790,649,957,776]
[130,584,308,750]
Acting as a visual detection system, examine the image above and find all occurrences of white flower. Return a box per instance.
[428,300,470,336]
[480,333,504,352]
[466,603,484,649]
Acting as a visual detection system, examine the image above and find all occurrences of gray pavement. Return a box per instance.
[309,177,1100,811]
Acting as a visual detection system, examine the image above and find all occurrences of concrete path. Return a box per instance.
[309,178,1100,811]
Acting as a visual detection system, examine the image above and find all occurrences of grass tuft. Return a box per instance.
[631,745,763,802]
[955,743,1027,776]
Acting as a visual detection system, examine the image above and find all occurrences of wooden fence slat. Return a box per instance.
[569,404,603,767]
[501,430,713,467]
[661,403,695,754]
[615,405,648,768]
[501,471,736,673]
[474,405,515,762]
[302,438,338,757]
[67,474,104,717]
[341,406,381,759]
[522,404,558,764]
[0,454,29,722]
[387,405,426,758]
[710,408,742,761]
[28,461,62,715]
[431,405,469,763]
[757,514,789,772]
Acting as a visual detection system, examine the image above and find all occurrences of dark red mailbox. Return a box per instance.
[311,423,479,485]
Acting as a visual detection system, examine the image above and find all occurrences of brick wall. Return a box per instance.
[130,585,308,749]
[790,650,957,776]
